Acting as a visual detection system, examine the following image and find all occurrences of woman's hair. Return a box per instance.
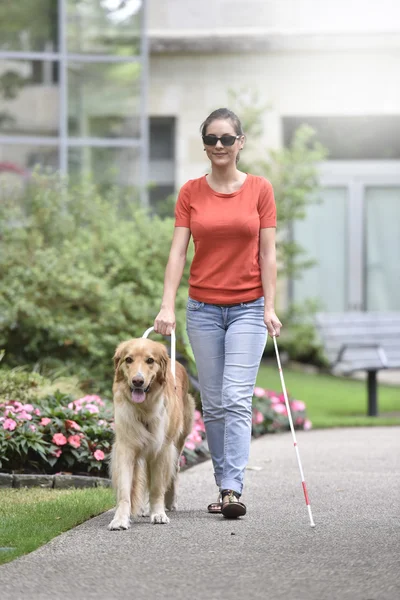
[200,108,244,137]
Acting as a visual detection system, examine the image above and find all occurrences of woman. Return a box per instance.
[154,108,282,518]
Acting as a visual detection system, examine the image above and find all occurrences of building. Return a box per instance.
[0,0,147,202]
[1,1,400,312]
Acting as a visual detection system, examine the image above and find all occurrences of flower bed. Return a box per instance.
[0,393,113,478]
[0,388,311,477]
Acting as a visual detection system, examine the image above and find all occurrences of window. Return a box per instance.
[283,116,400,160]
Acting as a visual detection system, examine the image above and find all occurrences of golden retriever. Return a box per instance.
[108,337,195,530]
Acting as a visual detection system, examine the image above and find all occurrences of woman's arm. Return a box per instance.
[259,227,282,337]
[154,227,191,335]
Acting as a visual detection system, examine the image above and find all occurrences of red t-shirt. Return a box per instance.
[174,174,276,304]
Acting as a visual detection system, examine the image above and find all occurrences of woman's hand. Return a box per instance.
[264,308,282,337]
[154,307,176,336]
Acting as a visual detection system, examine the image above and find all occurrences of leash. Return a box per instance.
[142,326,176,384]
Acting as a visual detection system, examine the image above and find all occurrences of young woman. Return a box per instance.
[154,108,282,518]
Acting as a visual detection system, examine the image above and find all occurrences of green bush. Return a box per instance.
[0,367,48,404]
[0,174,193,394]
[0,365,86,405]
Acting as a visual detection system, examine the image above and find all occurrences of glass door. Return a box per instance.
[365,186,400,310]
[292,187,348,311]
[290,162,400,312]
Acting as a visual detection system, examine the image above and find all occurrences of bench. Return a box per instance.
[315,312,400,416]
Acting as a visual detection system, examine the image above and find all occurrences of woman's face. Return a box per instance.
[203,118,244,168]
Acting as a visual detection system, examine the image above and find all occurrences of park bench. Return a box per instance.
[315,312,400,416]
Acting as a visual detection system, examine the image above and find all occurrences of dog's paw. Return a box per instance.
[150,512,170,524]
[139,506,150,518]
[165,502,177,512]
[108,515,131,530]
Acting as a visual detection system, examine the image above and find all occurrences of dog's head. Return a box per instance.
[113,338,168,404]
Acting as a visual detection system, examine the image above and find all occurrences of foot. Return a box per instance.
[221,490,246,519]
[207,492,222,514]
[139,504,150,517]
[108,513,131,530]
[150,511,170,524]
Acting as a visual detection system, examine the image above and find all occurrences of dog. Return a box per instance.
[108,337,195,530]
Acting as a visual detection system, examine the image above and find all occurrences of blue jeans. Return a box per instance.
[186,297,267,496]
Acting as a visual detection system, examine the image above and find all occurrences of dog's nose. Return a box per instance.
[132,376,144,388]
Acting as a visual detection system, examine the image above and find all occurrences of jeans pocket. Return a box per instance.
[187,297,204,311]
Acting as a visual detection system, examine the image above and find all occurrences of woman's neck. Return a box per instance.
[209,165,241,184]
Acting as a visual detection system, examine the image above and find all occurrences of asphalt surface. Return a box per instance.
[0,427,399,600]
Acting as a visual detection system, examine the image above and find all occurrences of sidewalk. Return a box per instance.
[0,427,399,600]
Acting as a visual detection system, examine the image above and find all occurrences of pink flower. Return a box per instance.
[65,419,81,431]
[17,411,33,421]
[269,396,281,404]
[253,386,266,398]
[184,440,196,451]
[97,419,107,426]
[252,409,264,425]
[22,404,34,412]
[194,409,202,420]
[295,417,304,426]
[40,417,52,426]
[93,449,105,461]
[29,425,36,432]
[68,435,81,448]
[52,448,62,458]
[290,400,306,412]
[304,419,312,431]
[52,433,67,446]
[273,404,287,415]
[179,454,187,467]
[3,418,17,431]
[34,408,41,416]
[75,395,105,408]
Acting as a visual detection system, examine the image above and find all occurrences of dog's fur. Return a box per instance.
[108,337,195,530]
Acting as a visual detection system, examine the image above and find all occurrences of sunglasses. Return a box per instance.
[202,134,241,147]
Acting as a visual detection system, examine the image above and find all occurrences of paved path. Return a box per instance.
[1,427,399,600]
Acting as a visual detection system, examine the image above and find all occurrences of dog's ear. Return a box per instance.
[113,343,125,374]
[157,345,169,384]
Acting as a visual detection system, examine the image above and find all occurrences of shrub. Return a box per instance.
[0,173,193,393]
[0,364,85,405]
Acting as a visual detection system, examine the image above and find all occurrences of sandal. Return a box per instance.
[221,489,246,519]
[207,493,222,514]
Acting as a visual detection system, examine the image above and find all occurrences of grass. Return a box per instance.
[0,487,115,566]
[256,362,400,428]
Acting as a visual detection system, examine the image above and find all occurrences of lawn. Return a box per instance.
[0,487,115,566]
[256,363,400,428]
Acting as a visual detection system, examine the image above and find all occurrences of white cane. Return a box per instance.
[142,326,176,384]
[273,335,316,528]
